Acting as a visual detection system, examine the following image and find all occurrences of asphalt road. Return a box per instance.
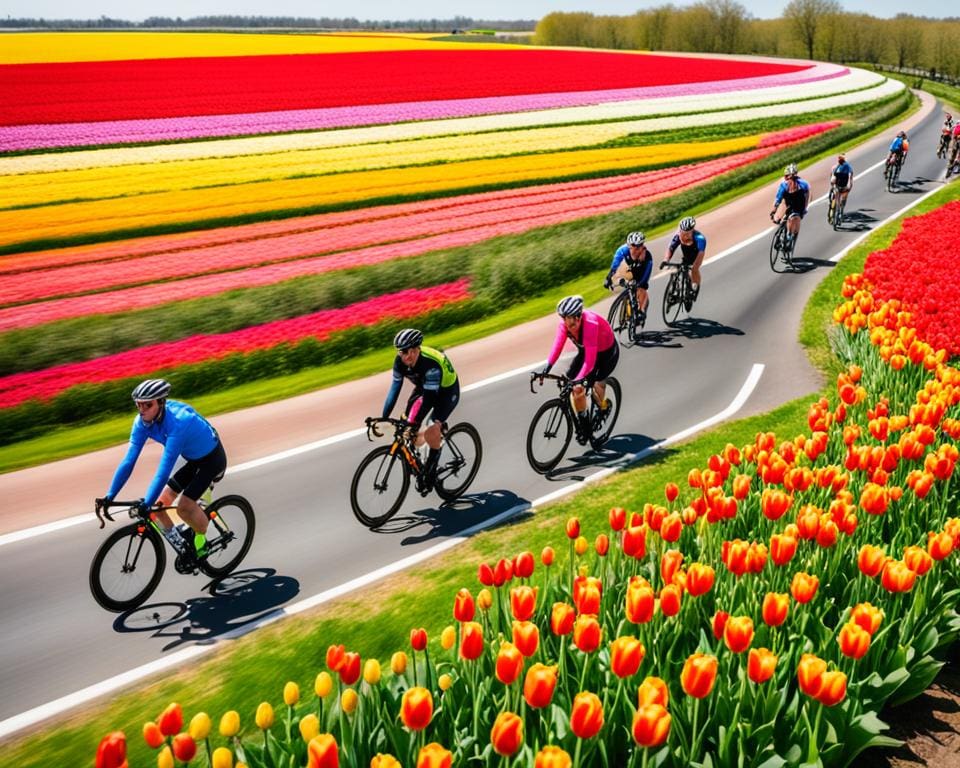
[0,98,951,733]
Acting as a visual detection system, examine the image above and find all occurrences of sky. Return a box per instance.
[1,0,951,21]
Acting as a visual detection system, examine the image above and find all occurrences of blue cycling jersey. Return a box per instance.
[108,399,219,506]
[889,137,905,153]
[832,162,853,187]
[667,231,707,261]
[773,178,810,213]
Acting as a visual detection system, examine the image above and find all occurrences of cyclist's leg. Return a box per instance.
[635,258,653,316]
[786,210,802,238]
[423,383,460,477]
[171,441,227,538]
[688,251,704,295]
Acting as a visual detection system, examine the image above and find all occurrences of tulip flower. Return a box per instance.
[515,550,536,578]
[748,647,778,683]
[326,644,346,672]
[610,635,645,678]
[212,747,234,768]
[550,601,576,636]
[158,703,183,737]
[188,711,211,742]
[797,654,827,697]
[315,671,334,698]
[477,589,493,611]
[790,571,819,603]
[573,614,602,653]
[851,602,883,635]
[857,544,886,577]
[478,562,495,586]
[541,547,555,566]
[609,506,627,531]
[838,622,871,659]
[364,658,382,685]
[339,652,361,685]
[523,663,558,708]
[417,743,453,768]
[460,620,484,660]
[491,711,524,756]
[300,713,320,742]
[903,545,933,576]
[770,533,798,566]
[724,615,754,653]
[440,626,456,651]
[439,673,453,691]
[341,689,358,714]
[512,620,540,657]
[143,721,164,749]
[626,578,655,624]
[712,610,730,640]
[453,588,475,622]
[732,473,752,500]
[494,557,513,586]
[815,670,847,706]
[255,702,274,730]
[762,592,789,627]
[659,584,682,617]
[686,563,714,597]
[157,746,174,768]
[632,704,671,748]
[307,734,339,768]
[535,745,572,768]
[929,531,954,560]
[410,628,428,652]
[622,525,647,559]
[881,559,917,592]
[495,641,524,685]
[172,733,197,763]
[595,533,610,556]
[574,535,589,556]
[570,691,604,739]
[681,653,718,698]
[95,731,127,768]
[219,711,240,738]
[401,687,434,731]
[566,517,581,539]
[510,585,538,621]
[761,488,791,521]
[573,576,602,615]
[638,676,669,707]
[370,755,402,768]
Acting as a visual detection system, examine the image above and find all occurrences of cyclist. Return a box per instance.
[769,164,810,252]
[939,114,954,157]
[830,152,853,213]
[382,328,459,491]
[101,379,225,558]
[604,230,653,326]
[535,295,619,445]
[887,130,909,167]
[662,216,706,309]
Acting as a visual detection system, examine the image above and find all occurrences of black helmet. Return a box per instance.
[557,295,584,318]
[131,379,171,402]
[393,328,424,351]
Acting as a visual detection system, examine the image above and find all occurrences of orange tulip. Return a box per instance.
[712,610,730,640]
[574,536,589,556]
[565,517,580,539]
[410,628,428,652]
[660,550,684,586]
[550,602,576,636]
[632,704,671,748]
[400,687,433,731]
[595,533,610,556]
[512,620,540,658]
[723,615,754,653]
[572,576,601,615]
[460,621,484,660]
[625,578,655,624]
[797,654,827,698]
[514,550,535,578]
[535,746,572,768]
[142,721,164,749]
[95,732,127,768]
[496,642,524,685]
[747,648,777,684]
[761,489,791,521]
[659,512,683,542]
[570,691,604,739]
[790,572,819,604]
[929,531,954,560]
[659,584,682,617]
[416,743,452,768]
[851,602,883,635]
[622,525,647,559]
[815,670,848,706]
[338,652,361,685]
[838,622,871,660]
[881,560,917,592]
[453,588,475,622]
[860,483,890,515]
[609,507,627,532]
[370,755,401,768]
[573,614,602,653]
[665,482,680,502]
[523,663,558,709]
[510,585,538,621]
[732,473,752,500]
[171,734,197,763]
[634,678,668,709]
[490,711,524,757]
[681,653,718,698]
[903,545,932,576]
[685,563,715,597]
[857,545,886,578]
[769,534,798,566]
[307,734,339,768]
[541,547,555,566]
[610,636,645,678]
[762,592,789,627]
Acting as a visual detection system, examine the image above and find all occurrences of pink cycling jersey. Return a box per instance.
[547,309,616,380]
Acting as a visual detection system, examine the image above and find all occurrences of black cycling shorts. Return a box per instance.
[167,440,227,501]
[626,256,654,289]
[406,379,460,427]
[565,342,620,386]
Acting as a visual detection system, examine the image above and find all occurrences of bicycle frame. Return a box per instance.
[95,498,233,559]
[365,417,426,479]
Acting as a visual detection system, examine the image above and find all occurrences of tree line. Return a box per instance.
[533,0,960,80]
[0,15,534,30]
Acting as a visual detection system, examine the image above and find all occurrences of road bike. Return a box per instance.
[884,154,903,192]
[607,277,645,345]
[769,216,799,272]
[351,417,482,528]
[659,261,697,326]
[90,491,256,612]
[526,372,622,473]
[826,185,845,230]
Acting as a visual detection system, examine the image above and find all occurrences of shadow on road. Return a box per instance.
[836,208,878,232]
[783,255,838,273]
[112,567,299,651]
[891,176,931,195]
[544,432,660,481]
[637,317,744,345]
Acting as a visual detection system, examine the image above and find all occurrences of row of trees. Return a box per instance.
[533,1,960,80]
[0,15,534,30]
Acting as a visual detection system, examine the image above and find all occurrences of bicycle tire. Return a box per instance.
[526,398,573,474]
[435,423,483,502]
[661,272,682,326]
[89,522,166,612]
[833,196,845,230]
[607,292,633,344]
[350,445,410,527]
[198,495,256,578]
[590,376,622,450]
[826,190,835,225]
[769,224,788,272]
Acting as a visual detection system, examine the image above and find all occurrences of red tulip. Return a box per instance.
[723,615,754,653]
[515,550,535,578]
[490,711,524,756]
[838,622,871,659]
[857,545,886,578]
[339,651,361,685]
[453,588,475,622]
[622,525,647,559]
[550,602,576,636]
[608,507,627,531]
[665,482,680,502]
[659,584,682,617]
[762,592,789,627]
[478,562,495,586]
[573,614,602,653]
[510,585,538,621]
[815,670,847,706]
[417,743,452,768]
[637,676,669,707]
[850,602,883,635]
[610,636,645,678]
[712,610,730,640]
[307,734,340,768]
[565,517,580,539]
[595,533,610,556]
[541,547,555,566]
[747,648,777,683]
[881,559,917,592]
[512,620,540,658]
[660,550,684,586]
[685,563,714,597]
[95,731,127,768]
[142,722,164,749]
[790,572,819,604]
[410,628,428,652]
[770,533,797,566]
[496,642,524,685]
[681,653,718,698]
[460,621,484,660]
[400,687,433,731]
[625,578,655,624]
[573,576,602,615]
[157,703,183,737]
[171,733,197,763]
[632,704,670,748]
[570,692,604,739]
[523,663,558,708]
[797,654,826,698]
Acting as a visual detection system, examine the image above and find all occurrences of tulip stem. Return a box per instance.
[573,736,584,768]
[689,697,703,763]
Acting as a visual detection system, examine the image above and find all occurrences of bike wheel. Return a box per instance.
[834,197,844,230]
[89,523,166,612]
[526,399,573,474]
[590,377,622,450]
[198,495,256,578]
[826,192,835,225]
[769,227,786,272]
[661,273,682,326]
[435,423,483,502]
[607,292,633,344]
[350,445,410,527]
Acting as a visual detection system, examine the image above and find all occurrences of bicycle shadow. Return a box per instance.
[112,568,299,651]
[891,177,931,194]
[783,255,837,273]
[642,317,744,343]
[835,209,877,232]
[544,433,659,481]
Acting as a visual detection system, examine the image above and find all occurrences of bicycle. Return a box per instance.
[769,215,799,272]
[526,372,622,473]
[90,491,256,612]
[826,185,845,230]
[607,277,645,345]
[659,261,697,326]
[351,416,482,528]
[947,142,960,180]
[884,154,903,192]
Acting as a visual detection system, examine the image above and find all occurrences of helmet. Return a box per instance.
[556,295,584,318]
[897,131,906,138]
[678,216,696,232]
[393,328,424,351]
[946,113,953,120]
[837,152,846,160]
[131,378,171,402]
[626,231,646,246]
[784,163,798,177]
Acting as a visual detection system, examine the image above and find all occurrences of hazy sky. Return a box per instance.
[2,0,949,21]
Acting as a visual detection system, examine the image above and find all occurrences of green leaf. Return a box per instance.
[752,753,787,768]
[890,654,945,706]
[839,711,902,768]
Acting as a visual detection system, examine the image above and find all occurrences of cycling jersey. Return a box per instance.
[832,161,853,189]
[773,179,810,216]
[383,345,458,426]
[889,136,906,153]
[607,244,653,288]
[667,231,707,266]
[108,399,220,507]
[547,309,617,382]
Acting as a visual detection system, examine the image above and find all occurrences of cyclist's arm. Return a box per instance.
[574,315,600,381]
[142,429,187,507]
[545,321,568,369]
[381,368,403,419]
[106,421,147,498]
[695,233,706,260]
[664,235,679,261]
[409,369,442,428]
[607,247,625,278]
[771,182,785,213]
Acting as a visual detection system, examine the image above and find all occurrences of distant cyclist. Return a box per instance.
[770,164,810,250]
[830,152,853,212]
[535,295,619,444]
[101,379,225,558]
[939,114,954,157]
[662,216,706,307]
[382,329,459,491]
[604,230,653,326]
[887,131,909,167]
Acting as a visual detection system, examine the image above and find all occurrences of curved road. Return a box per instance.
[0,92,951,736]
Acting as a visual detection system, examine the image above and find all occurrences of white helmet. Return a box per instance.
[131,379,171,402]
[678,216,696,232]
[556,295,584,318]
[626,231,646,246]
[393,328,424,351]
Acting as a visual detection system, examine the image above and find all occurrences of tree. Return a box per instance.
[783,0,843,59]
[891,14,923,69]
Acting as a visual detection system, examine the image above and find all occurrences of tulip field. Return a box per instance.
[0,32,909,450]
[85,194,960,767]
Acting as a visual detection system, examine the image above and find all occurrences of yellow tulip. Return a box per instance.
[219,710,241,738]
[364,659,382,685]
[439,674,453,691]
[299,713,320,742]
[255,702,274,730]
[212,747,234,768]
[283,682,300,706]
[370,754,402,768]
[579,564,589,577]
[391,651,408,675]
[478,589,493,611]
[188,712,211,741]
[575,535,589,556]
[157,746,174,768]
[315,671,333,698]
[341,688,359,714]
[441,626,456,651]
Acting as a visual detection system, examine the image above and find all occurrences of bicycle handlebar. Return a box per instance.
[364,416,413,442]
[93,498,145,528]
[528,371,586,395]
[659,260,686,271]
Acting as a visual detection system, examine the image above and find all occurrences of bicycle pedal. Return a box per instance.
[174,552,199,575]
